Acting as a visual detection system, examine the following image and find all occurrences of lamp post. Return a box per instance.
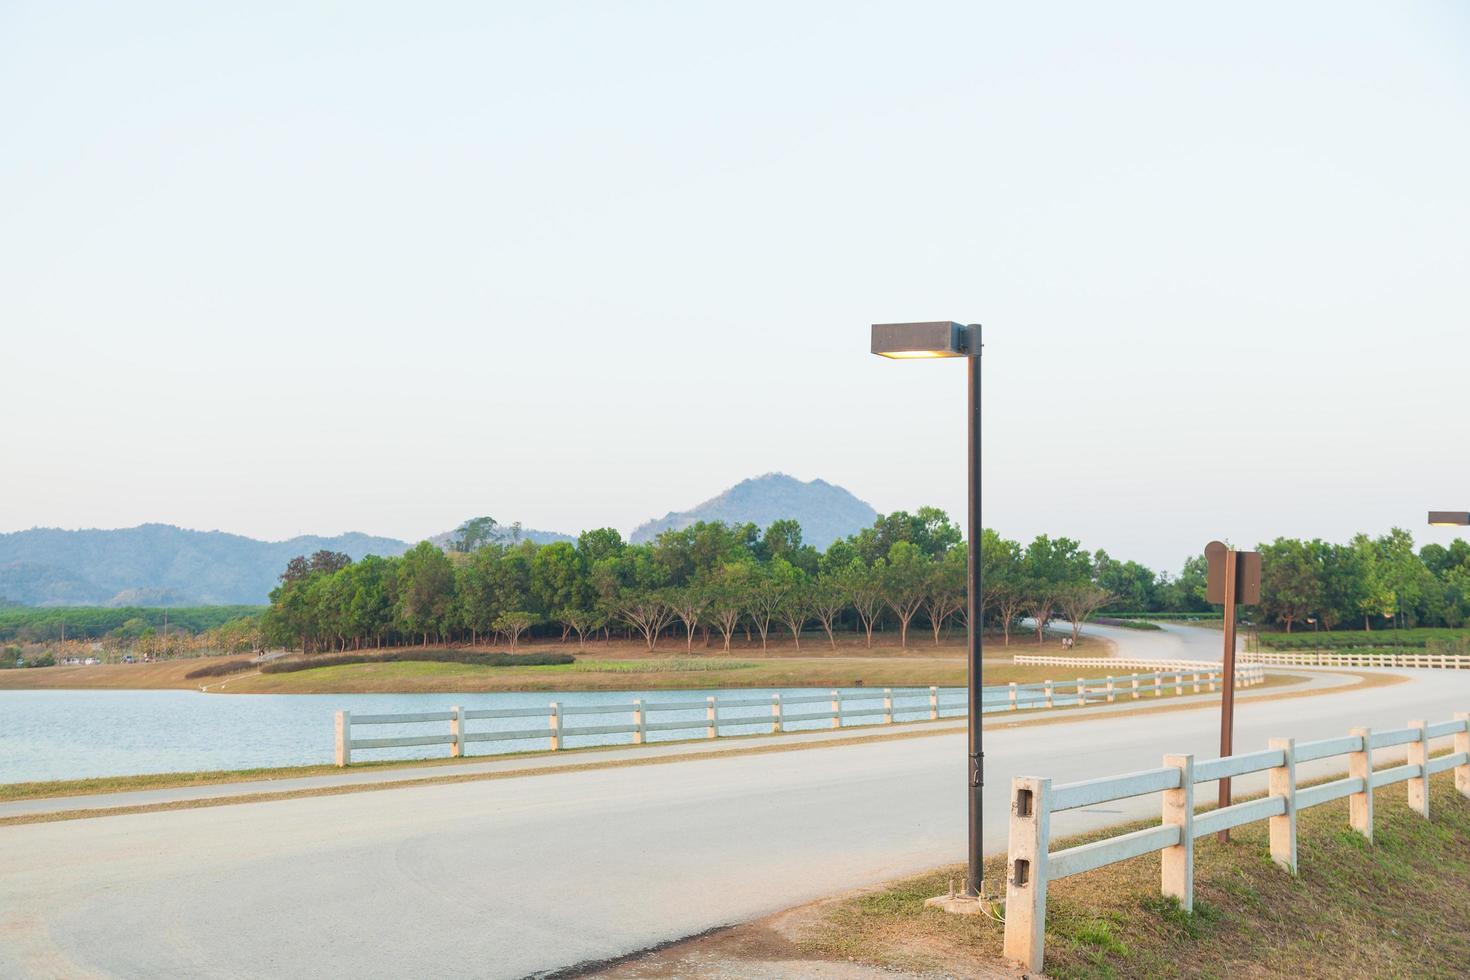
[871,321,984,900]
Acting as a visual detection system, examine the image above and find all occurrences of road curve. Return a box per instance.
[3,664,1466,979]
[1054,619,1237,663]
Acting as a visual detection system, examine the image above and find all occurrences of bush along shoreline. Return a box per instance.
[259,649,576,674]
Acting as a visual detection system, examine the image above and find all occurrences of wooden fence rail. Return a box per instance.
[1003,713,1470,972]
[332,666,1265,765]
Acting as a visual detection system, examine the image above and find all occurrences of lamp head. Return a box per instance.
[1428,511,1470,527]
[871,321,977,359]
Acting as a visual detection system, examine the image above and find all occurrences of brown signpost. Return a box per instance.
[1205,540,1261,841]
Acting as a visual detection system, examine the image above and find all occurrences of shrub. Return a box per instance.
[184,658,256,680]
[260,649,575,674]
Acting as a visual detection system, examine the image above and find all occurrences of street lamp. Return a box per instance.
[1429,512,1470,527]
[871,320,985,903]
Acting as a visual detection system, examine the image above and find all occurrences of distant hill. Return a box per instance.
[0,517,579,607]
[0,525,410,607]
[630,473,877,550]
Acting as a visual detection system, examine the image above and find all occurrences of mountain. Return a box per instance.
[0,516,577,607]
[0,525,410,607]
[629,473,877,550]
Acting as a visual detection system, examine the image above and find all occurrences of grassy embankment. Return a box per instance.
[0,632,1118,694]
[637,768,1470,979]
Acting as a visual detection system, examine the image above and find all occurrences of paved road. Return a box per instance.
[4,662,1467,979]
[1053,619,1236,663]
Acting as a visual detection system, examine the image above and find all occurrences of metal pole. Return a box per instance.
[965,326,983,897]
[1217,548,1238,842]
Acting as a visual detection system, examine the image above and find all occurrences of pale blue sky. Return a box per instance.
[3,1,1468,571]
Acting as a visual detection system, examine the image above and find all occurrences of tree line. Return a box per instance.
[261,508,1223,653]
[1257,530,1470,632]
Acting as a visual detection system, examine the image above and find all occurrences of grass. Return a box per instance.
[794,769,1470,978]
[0,632,1116,693]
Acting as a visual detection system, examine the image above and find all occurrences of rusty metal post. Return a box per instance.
[1218,548,1239,842]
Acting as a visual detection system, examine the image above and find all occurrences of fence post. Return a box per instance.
[1174,671,1183,696]
[1132,676,1140,700]
[335,710,351,767]
[450,705,464,758]
[1208,671,1217,693]
[1003,775,1051,973]
[1154,673,1163,697]
[929,685,939,720]
[1161,753,1194,911]
[771,693,782,734]
[1044,680,1053,708]
[1408,719,1429,818]
[883,688,893,725]
[707,696,718,739]
[1267,737,1297,874]
[549,702,562,751]
[1192,672,1201,694]
[1106,676,1115,703]
[830,690,842,729]
[1076,678,1087,707]
[1009,682,1018,710]
[1349,727,1373,842]
[633,699,646,744]
[1456,713,1470,800]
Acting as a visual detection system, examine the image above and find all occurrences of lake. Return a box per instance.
[0,686,967,784]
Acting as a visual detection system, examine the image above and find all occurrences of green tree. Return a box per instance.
[396,541,456,645]
[882,541,931,648]
[1258,537,1322,633]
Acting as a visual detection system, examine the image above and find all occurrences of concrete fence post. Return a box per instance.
[633,699,646,744]
[1154,673,1163,698]
[1044,680,1054,708]
[1208,671,1217,693]
[450,705,464,758]
[830,690,842,729]
[1003,775,1051,973]
[1268,737,1297,874]
[1106,676,1116,703]
[929,686,939,720]
[1132,676,1140,700]
[1349,727,1373,842]
[771,694,782,734]
[1161,753,1194,911]
[1174,671,1183,696]
[1076,678,1086,707]
[883,688,893,725]
[549,702,562,751]
[335,710,351,767]
[706,696,718,739]
[1192,672,1201,694]
[1455,713,1470,800]
[1008,682,1018,710]
[1408,719,1429,818]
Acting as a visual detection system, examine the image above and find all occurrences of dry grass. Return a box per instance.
[793,770,1470,979]
[0,632,1114,694]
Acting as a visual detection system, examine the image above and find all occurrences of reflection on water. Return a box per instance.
[0,686,966,783]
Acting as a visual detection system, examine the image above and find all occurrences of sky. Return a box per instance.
[3,1,1469,572]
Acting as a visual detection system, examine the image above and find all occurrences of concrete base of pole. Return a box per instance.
[923,892,1000,917]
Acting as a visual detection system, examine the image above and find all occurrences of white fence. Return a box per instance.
[1243,650,1470,669]
[332,667,1265,766]
[1002,713,1470,973]
[1015,655,1230,672]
